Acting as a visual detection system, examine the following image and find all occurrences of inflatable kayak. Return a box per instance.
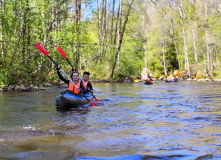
[56,91,93,109]
[144,79,154,85]
[165,78,178,82]
[144,80,154,85]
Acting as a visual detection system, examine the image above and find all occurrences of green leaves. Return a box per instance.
[1,0,221,86]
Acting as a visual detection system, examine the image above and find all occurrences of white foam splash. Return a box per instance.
[23,125,36,130]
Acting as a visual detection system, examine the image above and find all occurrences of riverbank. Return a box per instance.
[0,78,132,92]
[187,78,221,81]
[0,84,49,92]
[1,78,221,92]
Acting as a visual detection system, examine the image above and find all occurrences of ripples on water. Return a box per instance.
[0,81,221,159]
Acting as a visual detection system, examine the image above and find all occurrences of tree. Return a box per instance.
[111,0,134,78]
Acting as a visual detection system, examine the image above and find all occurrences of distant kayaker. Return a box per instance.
[81,72,93,93]
[147,74,153,82]
[168,75,175,81]
[57,65,85,94]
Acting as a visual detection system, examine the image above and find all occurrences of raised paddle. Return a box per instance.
[35,43,96,106]
[57,46,100,101]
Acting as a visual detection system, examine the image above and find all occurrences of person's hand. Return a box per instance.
[72,67,76,71]
[57,65,60,70]
[87,87,91,91]
[78,88,83,94]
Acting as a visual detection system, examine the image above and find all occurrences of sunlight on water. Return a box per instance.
[0,82,221,159]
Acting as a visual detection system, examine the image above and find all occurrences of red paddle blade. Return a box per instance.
[36,43,49,57]
[57,47,67,59]
[89,101,96,106]
[95,98,100,102]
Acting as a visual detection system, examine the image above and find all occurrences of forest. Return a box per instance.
[0,0,221,87]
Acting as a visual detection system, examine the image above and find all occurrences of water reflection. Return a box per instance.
[0,82,221,159]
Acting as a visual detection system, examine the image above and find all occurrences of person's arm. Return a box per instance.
[80,81,87,94]
[86,82,93,93]
[87,82,93,90]
[57,70,69,85]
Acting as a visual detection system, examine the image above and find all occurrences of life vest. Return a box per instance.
[68,81,80,94]
[82,81,88,90]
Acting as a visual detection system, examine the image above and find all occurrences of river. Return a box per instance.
[0,81,221,159]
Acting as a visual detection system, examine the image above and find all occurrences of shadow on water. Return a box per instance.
[1,82,221,159]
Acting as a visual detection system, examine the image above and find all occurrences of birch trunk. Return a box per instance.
[205,1,210,75]
[192,25,198,63]
[97,0,102,64]
[142,15,148,68]
[0,0,4,58]
[163,39,167,75]
[178,2,190,77]
[102,0,107,60]
[194,0,198,63]
[111,0,134,78]
[110,0,115,47]
[75,0,81,70]
[22,0,30,59]
[107,0,115,78]
[117,0,122,70]
[113,1,119,53]
[42,0,47,44]
[169,3,180,70]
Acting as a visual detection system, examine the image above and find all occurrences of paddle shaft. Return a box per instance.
[67,58,97,99]
[61,52,98,100]
[50,59,91,102]
[45,57,79,92]
[66,59,88,89]
[57,46,89,88]
[35,43,92,104]
[63,71,91,102]
[56,46,99,101]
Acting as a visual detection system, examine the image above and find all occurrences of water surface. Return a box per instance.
[0,81,221,159]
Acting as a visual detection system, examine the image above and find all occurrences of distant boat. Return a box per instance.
[134,79,142,82]
[144,79,154,85]
[165,78,178,82]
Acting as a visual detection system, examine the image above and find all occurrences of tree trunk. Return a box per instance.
[205,1,210,76]
[117,0,122,70]
[0,0,4,58]
[111,0,134,78]
[75,0,81,70]
[97,0,107,64]
[180,0,198,65]
[169,3,180,70]
[142,15,148,68]
[112,0,119,55]
[194,0,198,63]
[97,0,102,64]
[21,0,30,65]
[42,0,47,44]
[110,0,115,47]
[178,2,190,77]
[102,0,107,60]
[163,39,167,75]
[192,25,198,64]
[195,0,198,34]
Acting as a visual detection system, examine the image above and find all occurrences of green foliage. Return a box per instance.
[0,68,7,85]
[1,0,221,87]
[195,71,205,79]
